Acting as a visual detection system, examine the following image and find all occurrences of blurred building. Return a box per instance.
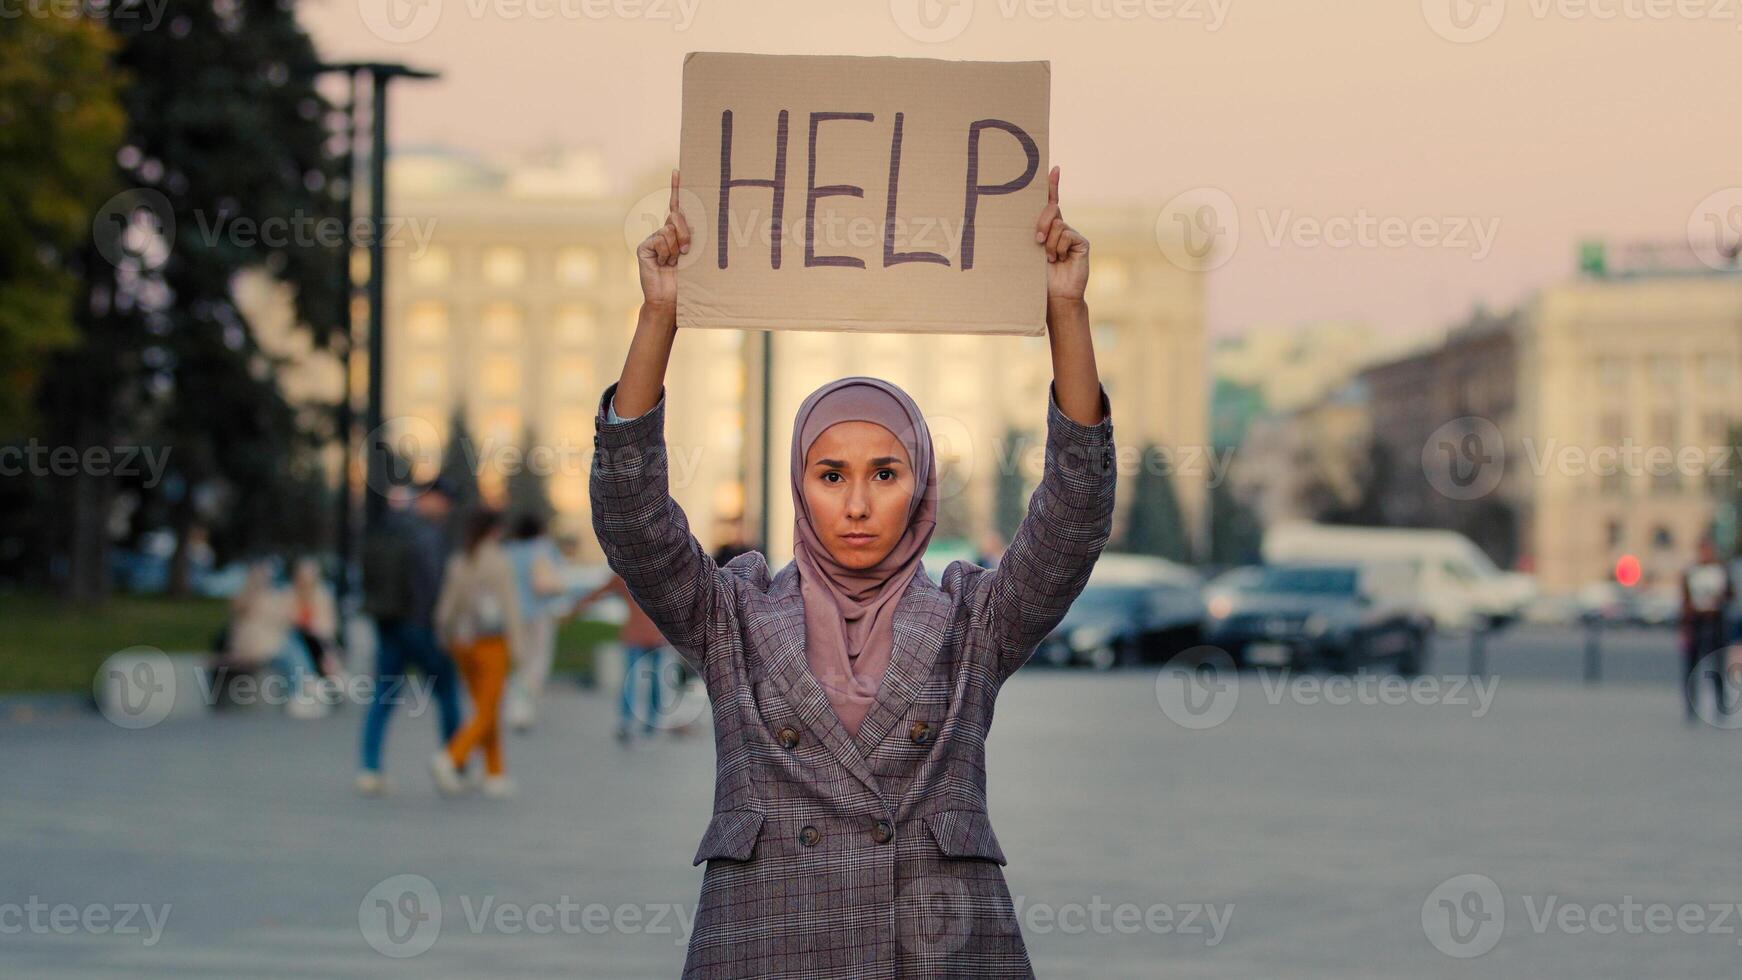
[1514,251,1742,591]
[1361,308,1522,566]
[1359,246,1742,591]
[380,147,1206,563]
[1214,321,1418,416]
[1232,382,1372,528]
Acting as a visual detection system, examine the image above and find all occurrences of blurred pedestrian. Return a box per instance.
[1679,535,1733,721]
[356,480,464,796]
[572,572,672,742]
[504,513,569,732]
[289,556,342,679]
[431,508,525,797]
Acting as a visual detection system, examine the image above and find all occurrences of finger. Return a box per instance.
[1048,165,1059,205]
[668,169,680,216]
[1045,217,1066,261]
[671,209,692,253]
[651,228,673,265]
[1035,201,1058,243]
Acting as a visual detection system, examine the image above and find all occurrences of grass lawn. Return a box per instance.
[0,592,625,695]
[0,592,230,695]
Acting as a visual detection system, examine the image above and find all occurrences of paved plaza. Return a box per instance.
[4,626,1738,978]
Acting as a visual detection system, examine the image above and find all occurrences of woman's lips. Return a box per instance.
[841,533,877,543]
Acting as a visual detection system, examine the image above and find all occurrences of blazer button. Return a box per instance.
[798,825,821,847]
[777,726,801,749]
[908,721,933,745]
[871,820,893,844]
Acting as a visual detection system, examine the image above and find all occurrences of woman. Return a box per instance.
[431,509,525,797]
[289,557,342,679]
[591,167,1115,978]
[503,513,569,732]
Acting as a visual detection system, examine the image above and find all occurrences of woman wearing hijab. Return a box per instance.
[590,167,1115,979]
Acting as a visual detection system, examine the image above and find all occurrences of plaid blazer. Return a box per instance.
[590,378,1116,979]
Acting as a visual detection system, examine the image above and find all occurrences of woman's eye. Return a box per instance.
[821,472,841,483]
[874,469,895,481]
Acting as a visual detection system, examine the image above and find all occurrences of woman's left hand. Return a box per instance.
[1036,165,1089,301]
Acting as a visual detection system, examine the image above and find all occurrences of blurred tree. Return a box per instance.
[0,17,124,433]
[37,0,342,601]
[1124,443,1190,562]
[1207,474,1262,567]
[934,457,972,544]
[993,426,1031,545]
[506,423,554,526]
[437,406,480,537]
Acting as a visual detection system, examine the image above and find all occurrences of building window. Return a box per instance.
[1088,258,1128,298]
[409,355,444,400]
[1595,356,1626,390]
[554,305,596,347]
[1598,412,1626,496]
[481,302,522,345]
[551,357,594,402]
[406,301,447,344]
[1701,353,1732,390]
[409,246,450,286]
[482,246,525,287]
[1650,411,1679,495]
[556,247,599,287]
[1649,355,1679,392]
[482,355,519,402]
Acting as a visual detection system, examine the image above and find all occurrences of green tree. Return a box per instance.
[506,423,554,526]
[1123,442,1190,562]
[993,426,1031,544]
[39,0,343,601]
[0,16,124,432]
[1207,474,1262,566]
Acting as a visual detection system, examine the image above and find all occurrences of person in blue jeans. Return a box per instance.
[357,480,464,794]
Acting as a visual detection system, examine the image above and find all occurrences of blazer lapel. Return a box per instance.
[757,569,883,800]
[852,564,951,758]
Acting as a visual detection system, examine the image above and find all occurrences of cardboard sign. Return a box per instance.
[676,52,1051,337]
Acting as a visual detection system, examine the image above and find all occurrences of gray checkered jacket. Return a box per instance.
[589,378,1116,979]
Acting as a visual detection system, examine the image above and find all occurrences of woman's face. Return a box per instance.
[802,421,914,569]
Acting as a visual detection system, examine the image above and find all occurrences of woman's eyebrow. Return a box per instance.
[812,456,904,468]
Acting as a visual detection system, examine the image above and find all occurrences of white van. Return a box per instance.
[1261,522,1536,631]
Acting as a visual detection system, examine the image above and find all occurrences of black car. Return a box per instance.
[1203,564,1430,674]
[1036,556,1205,670]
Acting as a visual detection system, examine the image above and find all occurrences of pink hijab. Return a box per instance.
[790,377,938,737]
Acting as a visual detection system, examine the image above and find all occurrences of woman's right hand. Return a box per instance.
[636,169,690,311]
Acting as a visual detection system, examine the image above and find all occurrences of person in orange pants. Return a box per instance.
[431,509,524,797]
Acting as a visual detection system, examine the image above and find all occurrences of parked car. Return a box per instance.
[1035,554,1205,670]
[1203,563,1431,674]
[1262,522,1535,631]
[1575,582,1679,628]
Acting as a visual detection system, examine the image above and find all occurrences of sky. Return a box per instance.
[299,0,1741,339]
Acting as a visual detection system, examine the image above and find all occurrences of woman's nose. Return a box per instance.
[844,481,870,519]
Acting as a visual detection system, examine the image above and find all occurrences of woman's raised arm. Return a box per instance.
[588,171,729,673]
[978,165,1118,682]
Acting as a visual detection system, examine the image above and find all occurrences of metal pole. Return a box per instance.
[1468,626,1486,679]
[758,330,772,552]
[362,72,390,533]
[1584,618,1602,683]
[333,69,358,611]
